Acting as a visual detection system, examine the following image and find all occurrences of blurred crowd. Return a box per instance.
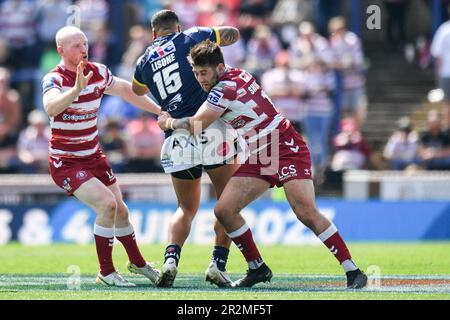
[0,0,449,184]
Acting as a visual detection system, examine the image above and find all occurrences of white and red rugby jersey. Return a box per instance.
[42,62,114,158]
[206,66,288,144]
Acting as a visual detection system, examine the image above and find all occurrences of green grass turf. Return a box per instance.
[0,242,449,300]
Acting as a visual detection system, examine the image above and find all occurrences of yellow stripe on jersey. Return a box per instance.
[213,27,221,45]
[133,76,147,88]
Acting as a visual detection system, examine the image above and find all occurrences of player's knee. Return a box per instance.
[292,202,319,225]
[98,197,117,218]
[116,201,129,221]
[214,202,234,221]
[178,203,199,218]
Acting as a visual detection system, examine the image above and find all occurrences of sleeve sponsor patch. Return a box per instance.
[42,74,61,94]
[207,89,224,106]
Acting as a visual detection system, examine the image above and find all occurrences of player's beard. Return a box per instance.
[204,72,220,92]
[200,69,221,92]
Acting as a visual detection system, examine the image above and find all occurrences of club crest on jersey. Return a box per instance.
[149,41,176,62]
[76,170,88,180]
[94,86,101,97]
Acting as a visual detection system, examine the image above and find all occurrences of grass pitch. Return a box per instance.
[0,242,449,300]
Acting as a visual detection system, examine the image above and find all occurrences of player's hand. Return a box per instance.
[75,61,93,93]
[158,111,171,131]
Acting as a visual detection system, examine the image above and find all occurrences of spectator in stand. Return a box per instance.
[198,1,240,27]
[117,24,152,80]
[0,0,39,69]
[238,0,273,43]
[0,67,22,137]
[261,50,304,134]
[75,0,110,43]
[383,0,410,49]
[423,0,450,25]
[418,109,450,170]
[331,117,380,172]
[100,119,128,174]
[17,109,51,173]
[0,38,9,66]
[314,0,342,37]
[383,116,420,170]
[37,0,71,49]
[125,112,164,173]
[431,8,450,126]
[289,21,332,69]
[299,54,336,184]
[328,17,368,126]
[244,25,282,80]
[89,22,113,66]
[0,117,19,173]
[171,0,200,29]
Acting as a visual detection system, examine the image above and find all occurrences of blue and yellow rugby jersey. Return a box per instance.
[133,26,220,119]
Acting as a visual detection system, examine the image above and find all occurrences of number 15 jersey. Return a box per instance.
[133,27,220,119]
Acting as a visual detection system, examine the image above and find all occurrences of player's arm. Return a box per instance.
[43,61,93,117]
[214,26,240,46]
[158,101,223,134]
[106,76,161,115]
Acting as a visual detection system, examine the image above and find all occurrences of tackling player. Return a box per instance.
[42,26,161,287]
[158,40,368,289]
[132,10,241,288]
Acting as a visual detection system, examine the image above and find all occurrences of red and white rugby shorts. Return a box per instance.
[233,123,312,187]
[49,152,116,195]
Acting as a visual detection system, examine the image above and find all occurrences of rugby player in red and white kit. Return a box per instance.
[158,40,368,289]
[42,26,161,287]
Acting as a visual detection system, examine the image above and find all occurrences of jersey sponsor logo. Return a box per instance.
[207,90,223,106]
[172,134,208,150]
[278,165,298,181]
[62,112,97,122]
[42,77,58,92]
[62,177,72,192]
[167,93,182,112]
[149,42,176,62]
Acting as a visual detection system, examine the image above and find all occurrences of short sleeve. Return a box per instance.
[105,66,114,90]
[206,81,236,112]
[133,54,147,88]
[41,73,62,94]
[184,26,219,45]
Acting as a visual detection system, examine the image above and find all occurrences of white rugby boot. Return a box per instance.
[127,261,161,286]
[156,258,178,288]
[95,271,136,287]
[205,260,232,288]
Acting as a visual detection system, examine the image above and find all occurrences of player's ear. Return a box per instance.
[216,63,225,74]
[177,25,181,33]
[57,45,64,56]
